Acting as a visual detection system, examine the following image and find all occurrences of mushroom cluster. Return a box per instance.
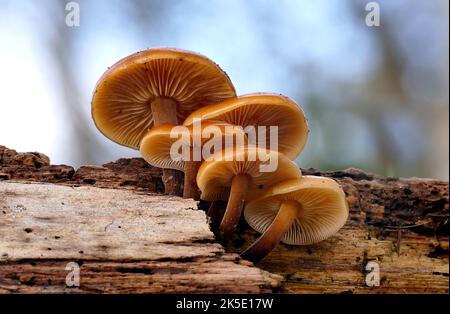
[91,48,348,263]
[92,48,236,196]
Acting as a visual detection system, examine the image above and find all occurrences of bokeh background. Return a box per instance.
[0,0,448,179]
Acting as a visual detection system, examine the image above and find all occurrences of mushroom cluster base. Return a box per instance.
[0,145,448,294]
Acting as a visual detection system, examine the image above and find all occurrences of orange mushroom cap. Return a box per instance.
[196,146,302,201]
[92,48,236,149]
[139,121,247,171]
[183,93,309,159]
[244,176,349,245]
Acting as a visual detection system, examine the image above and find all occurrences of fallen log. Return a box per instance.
[0,145,448,293]
[0,181,281,293]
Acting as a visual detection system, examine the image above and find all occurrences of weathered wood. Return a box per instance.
[0,182,281,293]
[0,259,280,294]
[0,145,448,293]
[1,183,213,261]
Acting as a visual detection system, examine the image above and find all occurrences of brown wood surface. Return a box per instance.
[0,145,448,293]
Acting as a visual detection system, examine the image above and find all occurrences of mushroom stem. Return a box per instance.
[219,173,251,242]
[207,201,226,230]
[150,97,178,125]
[240,200,299,263]
[183,160,201,200]
[150,97,183,196]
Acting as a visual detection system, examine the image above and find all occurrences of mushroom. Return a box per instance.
[91,48,236,195]
[196,146,302,242]
[241,176,349,263]
[139,121,247,200]
[183,93,309,160]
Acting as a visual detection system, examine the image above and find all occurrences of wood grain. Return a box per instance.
[1,145,448,293]
[0,181,281,293]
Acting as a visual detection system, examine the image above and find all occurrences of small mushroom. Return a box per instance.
[91,48,236,195]
[139,121,247,200]
[241,176,349,263]
[184,93,309,160]
[196,146,302,242]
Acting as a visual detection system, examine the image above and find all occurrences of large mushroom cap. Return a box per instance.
[92,48,236,149]
[244,176,349,245]
[183,93,309,159]
[197,146,302,201]
[139,121,247,171]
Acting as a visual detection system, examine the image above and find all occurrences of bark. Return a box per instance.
[0,146,448,294]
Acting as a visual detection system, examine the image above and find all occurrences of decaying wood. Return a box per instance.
[0,145,448,293]
[0,182,281,293]
[225,169,449,293]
